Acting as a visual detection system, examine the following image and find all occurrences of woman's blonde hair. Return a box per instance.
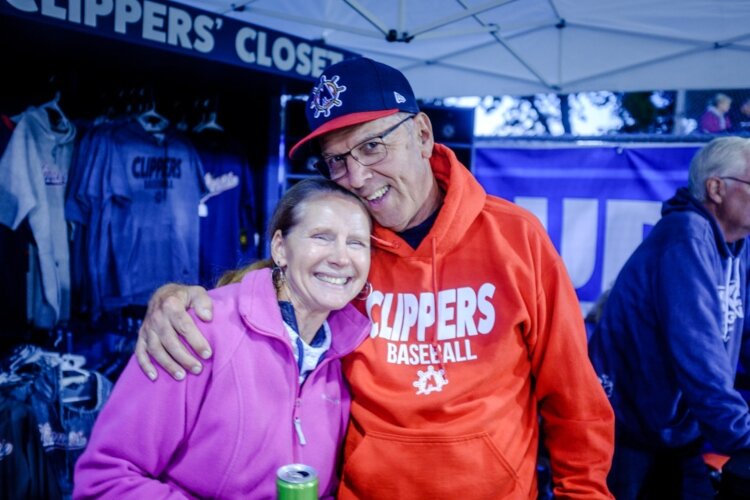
[215,178,370,287]
[215,259,272,287]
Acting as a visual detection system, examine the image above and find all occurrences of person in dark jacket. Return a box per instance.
[588,136,750,499]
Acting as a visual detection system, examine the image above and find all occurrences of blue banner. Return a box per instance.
[475,144,702,310]
[1,0,356,81]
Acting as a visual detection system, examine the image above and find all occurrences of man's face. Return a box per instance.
[715,154,750,242]
[318,113,437,232]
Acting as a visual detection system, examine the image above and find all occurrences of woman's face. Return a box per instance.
[272,193,371,317]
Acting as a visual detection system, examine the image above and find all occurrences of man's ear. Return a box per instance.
[705,177,724,204]
[414,112,435,158]
[270,229,286,267]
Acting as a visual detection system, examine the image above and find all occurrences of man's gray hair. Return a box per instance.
[688,137,750,201]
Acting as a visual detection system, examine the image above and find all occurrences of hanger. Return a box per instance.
[60,352,92,404]
[137,103,170,133]
[136,87,170,134]
[1,345,62,385]
[0,344,91,403]
[0,345,39,384]
[193,97,224,133]
[40,91,71,132]
[193,111,224,133]
[8,344,59,372]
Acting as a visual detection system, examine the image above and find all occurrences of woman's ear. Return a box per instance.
[270,229,286,267]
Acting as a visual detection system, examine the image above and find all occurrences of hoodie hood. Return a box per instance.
[26,105,77,146]
[238,267,370,358]
[662,186,742,259]
[370,143,486,257]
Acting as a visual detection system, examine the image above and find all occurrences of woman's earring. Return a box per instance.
[272,263,286,288]
[356,281,373,301]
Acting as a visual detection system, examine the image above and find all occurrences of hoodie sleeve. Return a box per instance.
[740,254,750,372]
[657,237,750,453]
[740,320,750,374]
[528,233,615,499]
[0,115,38,230]
[73,352,211,499]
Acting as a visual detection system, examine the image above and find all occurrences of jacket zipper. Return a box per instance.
[294,412,307,445]
[291,350,344,458]
[244,316,359,462]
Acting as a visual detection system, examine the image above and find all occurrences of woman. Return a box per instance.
[73,178,373,499]
[700,93,733,134]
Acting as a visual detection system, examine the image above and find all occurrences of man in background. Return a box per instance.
[589,136,750,499]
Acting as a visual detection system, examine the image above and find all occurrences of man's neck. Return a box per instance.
[406,174,444,229]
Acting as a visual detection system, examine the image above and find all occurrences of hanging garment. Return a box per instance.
[0,382,64,500]
[68,121,205,311]
[192,129,258,287]
[0,106,76,328]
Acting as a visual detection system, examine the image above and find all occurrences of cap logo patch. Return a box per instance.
[394,91,406,104]
[310,75,347,119]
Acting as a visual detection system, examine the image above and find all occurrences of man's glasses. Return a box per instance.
[721,176,750,187]
[316,114,416,180]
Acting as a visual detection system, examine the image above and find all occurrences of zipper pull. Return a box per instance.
[294,416,307,445]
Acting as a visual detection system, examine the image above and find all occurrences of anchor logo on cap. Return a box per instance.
[310,75,347,119]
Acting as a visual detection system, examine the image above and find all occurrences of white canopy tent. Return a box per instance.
[173,0,750,99]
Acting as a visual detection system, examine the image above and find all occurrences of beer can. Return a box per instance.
[276,463,319,500]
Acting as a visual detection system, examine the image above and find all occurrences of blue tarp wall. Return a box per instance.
[474,141,706,312]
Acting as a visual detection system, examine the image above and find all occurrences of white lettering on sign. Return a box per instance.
[114,0,140,33]
[142,0,166,42]
[235,27,344,77]
[515,196,662,295]
[4,0,345,76]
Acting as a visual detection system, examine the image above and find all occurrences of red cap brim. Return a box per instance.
[288,109,400,159]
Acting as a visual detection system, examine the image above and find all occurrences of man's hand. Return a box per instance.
[136,284,214,381]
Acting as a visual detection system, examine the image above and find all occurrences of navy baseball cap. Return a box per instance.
[288,57,420,159]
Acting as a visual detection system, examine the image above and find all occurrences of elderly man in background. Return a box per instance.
[589,137,750,499]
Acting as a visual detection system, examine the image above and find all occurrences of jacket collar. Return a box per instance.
[238,268,371,357]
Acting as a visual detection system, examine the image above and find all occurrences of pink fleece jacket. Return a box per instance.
[73,268,370,499]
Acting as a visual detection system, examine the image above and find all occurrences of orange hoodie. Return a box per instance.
[339,144,614,499]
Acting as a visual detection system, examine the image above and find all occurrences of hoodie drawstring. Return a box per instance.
[430,237,448,380]
[721,257,739,342]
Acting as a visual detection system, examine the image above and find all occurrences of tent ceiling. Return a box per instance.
[174,0,750,99]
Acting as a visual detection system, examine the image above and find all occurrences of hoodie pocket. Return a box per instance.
[341,431,520,499]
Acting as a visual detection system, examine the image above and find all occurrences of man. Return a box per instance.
[588,137,750,499]
[136,57,614,498]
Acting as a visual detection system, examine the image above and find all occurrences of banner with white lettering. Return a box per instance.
[1,0,356,80]
[474,143,702,311]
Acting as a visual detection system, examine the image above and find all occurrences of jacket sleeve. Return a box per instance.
[658,238,750,453]
[528,234,614,499]
[0,115,37,230]
[742,250,750,371]
[700,112,719,133]
[73,354,210,499]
